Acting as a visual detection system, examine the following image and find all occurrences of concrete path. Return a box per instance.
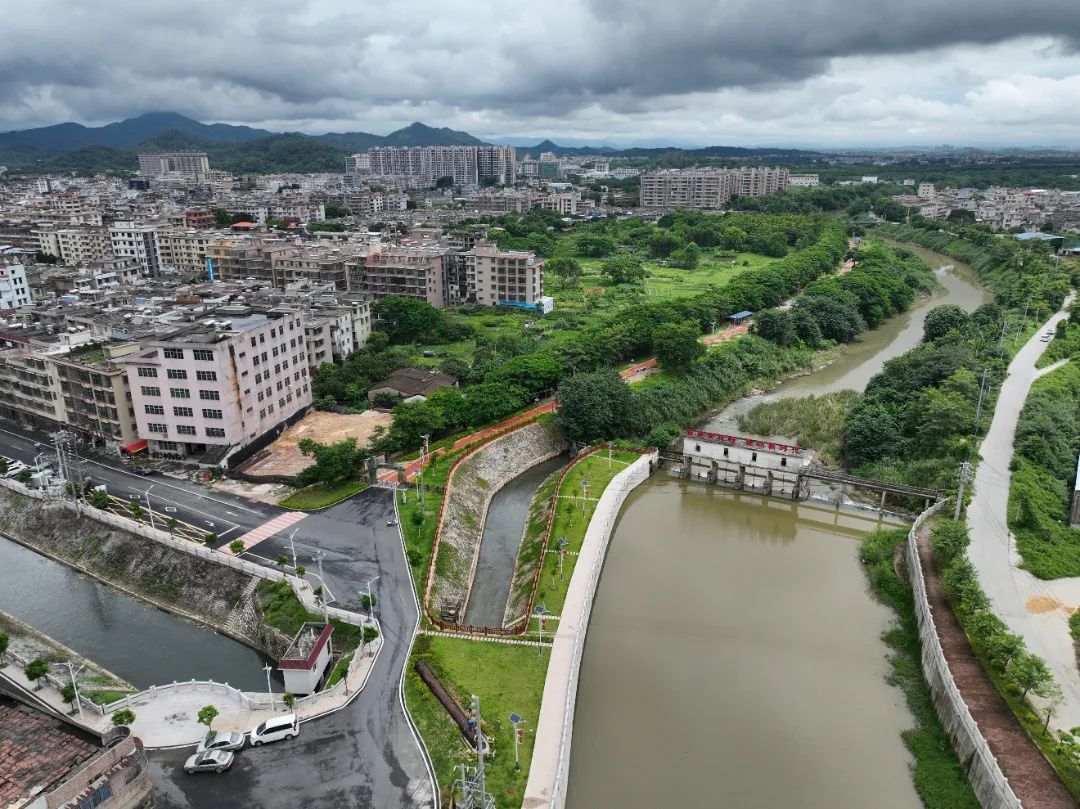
[967,293,1080,730]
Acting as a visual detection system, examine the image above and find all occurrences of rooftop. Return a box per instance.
[279,622,334,670]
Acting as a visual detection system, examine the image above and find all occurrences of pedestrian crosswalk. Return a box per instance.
[222,511,307,555]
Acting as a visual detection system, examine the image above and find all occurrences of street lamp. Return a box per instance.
[262,663,274,710]
[509,712,527,772]
[288,527,300,570]
[556,537,569,582]
[607,441,614,470]
[54,661,85,718]
[313,549,329,622]
[420,434,430,507]
[143,485,156,531]
[580,479,590,515]
[364,575,380,620]
[533,604,549,656]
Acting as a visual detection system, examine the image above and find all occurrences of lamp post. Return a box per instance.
[533,604,548,656]
[420,434,429,507]
[556,538,569,582]
[143,485,155,531]
[364,575,380,620]
[288,527,299,570]
[580,479,590,515]
[509,712,526,772]
[262,663,274,710]
[608,441,613,470]
[313,549,328,621]
[55,662,85,718]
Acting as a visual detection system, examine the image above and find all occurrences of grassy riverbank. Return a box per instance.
[860,529,981,809]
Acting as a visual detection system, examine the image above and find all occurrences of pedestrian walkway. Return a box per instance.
[221,511,307,555]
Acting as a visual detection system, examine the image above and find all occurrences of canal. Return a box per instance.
[0,537,279,691]
[567,243,985,808]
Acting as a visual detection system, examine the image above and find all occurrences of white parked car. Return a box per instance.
[249,713,298,746]
[184,749,234,774]
[3,462,28,478]
[196,730,246,753]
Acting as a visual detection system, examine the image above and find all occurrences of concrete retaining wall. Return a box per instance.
[905,502,1023,809]
[430,421,567,615]
[522,452,655,809]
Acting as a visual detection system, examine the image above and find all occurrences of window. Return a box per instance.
[206,427,226,438]
[267,404,274,413]
[250,337,257,348]
[170,387,190,398]
[200,390,220,401]
[167,368,187,380]
[177,425,196,436]
[781,457,788,467]
[751,452,758,462]
[196,370,217,381]
[158,441,177,450]
[259,408,266,419]
[264,387,272,399]
[259,334,265,344]
[276,381,283,392]
[74,782,113,809]
[193,349,214,362]
[173,406,193,417]
[272,346,279,357]
[203,409,223,419]
[141,385,160,396]
[271,328,277,338]
[274,364,281,374]
[282,360,288,370]
[137,367,157,378]
[163,348,184,359]
[148,422,167,434]
[257,391,265,402]
[255,372,262,384]
[279,397,286,408]
[261,352,268,362]
[145,404,164,415]
[253,356,260,366]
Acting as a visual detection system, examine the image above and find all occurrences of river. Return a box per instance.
[0,538,279,691]
[566,242,986,808]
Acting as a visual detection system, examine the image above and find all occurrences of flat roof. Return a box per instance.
[278,622,334,670]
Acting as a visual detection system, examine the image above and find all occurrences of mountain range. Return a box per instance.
[0,111,825,174]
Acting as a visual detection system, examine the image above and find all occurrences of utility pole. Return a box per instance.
[263,663,274,711]
[954,461,972,521]
[974,369,990,426]
[288,527,299,570]
[313,549,328,621]
[55,661,85,718]
[420,434,429,507]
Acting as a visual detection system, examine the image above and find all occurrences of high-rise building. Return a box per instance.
[0,264,32,309]
[366,145,516,186]
[467,242,544,306]
[639,167,791,208]
[137,150,211,179]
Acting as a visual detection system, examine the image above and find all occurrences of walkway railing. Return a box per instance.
[905,501,1022,809]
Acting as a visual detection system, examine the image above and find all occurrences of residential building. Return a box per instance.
[109,221,163,276]
[639,167,790,209]
[366,145,517,186]
[123,312,311,462]
[788,174,820,187]
[345,152,371,174]
[0,263,32,309]
[917,182,936,199]
[468,241,545,306]
[157,228,214,275]
[0,695,153,809]
[355,243,446,307]
[137,150,211,179]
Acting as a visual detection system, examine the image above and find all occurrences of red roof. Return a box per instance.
[278,623,334,670]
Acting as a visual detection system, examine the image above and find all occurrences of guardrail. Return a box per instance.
[905,501,1022,809]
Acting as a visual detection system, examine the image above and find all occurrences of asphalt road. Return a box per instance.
[967,294,1080,730]
[0,423,283,543]
[146,488,436,809]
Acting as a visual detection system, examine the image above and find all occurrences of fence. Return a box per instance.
[905,501,1023,809]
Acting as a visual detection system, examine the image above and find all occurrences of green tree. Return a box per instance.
[546,256,582,286]
[1009,652,1055,702]
[111,708,136,727]
[276,554,289,571]
[128,502,143,521]
[165,517,178,535]
[203,532,219,547]
[653,322,704,370]
[197,704,219,731]
[298,438,369,485]
[382,400,446,451]
[324,203,349,218]
[844,401,902,467]
[283,692,296,709]
[296,565,306,578]
[371,297,447,343]
[61,682,77,709]
[670,242,701,270]
[24,658,48,689]
[720,227,748,251]
[228,539,246,555]
[556,369,635,442]
[603,254,647,285]
[753,310,798,346]
[923,304,970,342]
[0,632,7,660]
[576,234,615,257]
[648,231,681,258]
[89,489,109,509]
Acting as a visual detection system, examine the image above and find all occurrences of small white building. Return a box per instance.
[278,621,334,695]
[683,429,812,472]
[0,264,31,309]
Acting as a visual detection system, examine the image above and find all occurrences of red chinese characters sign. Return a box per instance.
[685,429,802,457]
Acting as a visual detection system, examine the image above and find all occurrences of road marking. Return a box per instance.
[220,511,307,555]
[164,507,177,513]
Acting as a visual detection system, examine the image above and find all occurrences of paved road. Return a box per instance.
[967,294,1080,730]
[146,488,436,809]
[0,423,282,543]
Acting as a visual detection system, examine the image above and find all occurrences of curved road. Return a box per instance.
[967,293,1080,730]
[145,488,436,808]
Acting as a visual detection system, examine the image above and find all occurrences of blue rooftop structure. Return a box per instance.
[1014,231,1060,242]
[730,311,753,322]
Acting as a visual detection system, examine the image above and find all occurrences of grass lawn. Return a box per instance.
[84,689,134,706]
[254,580,364,654]
[278,479,368,509]
[406,635,548,808]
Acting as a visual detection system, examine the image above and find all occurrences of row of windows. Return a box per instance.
[141,386,219,399]
[136,367,217,381]
[148,423,225,438]
[162,347,214,361]
[145,404,222,419]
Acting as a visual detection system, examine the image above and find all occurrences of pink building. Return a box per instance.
[123,312,311,462]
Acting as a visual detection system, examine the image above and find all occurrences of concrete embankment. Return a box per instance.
[523,452,656,809]
[0,488,290,659]
[430,420,567,619]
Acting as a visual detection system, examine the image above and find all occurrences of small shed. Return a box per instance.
[278,622,334,695]
[730,310,753,325]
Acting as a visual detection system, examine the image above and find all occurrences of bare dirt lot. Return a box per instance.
[241,410,393,477]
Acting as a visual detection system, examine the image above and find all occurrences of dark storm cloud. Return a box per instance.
[0,0,1078,130]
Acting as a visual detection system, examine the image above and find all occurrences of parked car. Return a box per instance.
[386,518,399,526]
[196,730,246,754]
[248,713,298,747]
[3,462,28,478]
[132,466,155,476]
[184,750,234,774]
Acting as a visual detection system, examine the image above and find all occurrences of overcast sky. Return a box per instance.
[4,0,1080,147]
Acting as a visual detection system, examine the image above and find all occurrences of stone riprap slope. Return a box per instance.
[430,421,565,618]
[0,490,287,656]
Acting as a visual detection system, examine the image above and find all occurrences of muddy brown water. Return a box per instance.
[566,242,986,808]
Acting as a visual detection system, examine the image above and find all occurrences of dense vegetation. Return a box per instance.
[1010,362,1080,578]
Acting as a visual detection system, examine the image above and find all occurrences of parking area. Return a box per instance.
[240,410,393,478]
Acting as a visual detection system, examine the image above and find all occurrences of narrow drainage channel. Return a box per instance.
[463,454,569,627]
[0,537,280,691]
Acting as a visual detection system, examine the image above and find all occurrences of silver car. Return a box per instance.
[184,749,234,774]
[196,731,246,754]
